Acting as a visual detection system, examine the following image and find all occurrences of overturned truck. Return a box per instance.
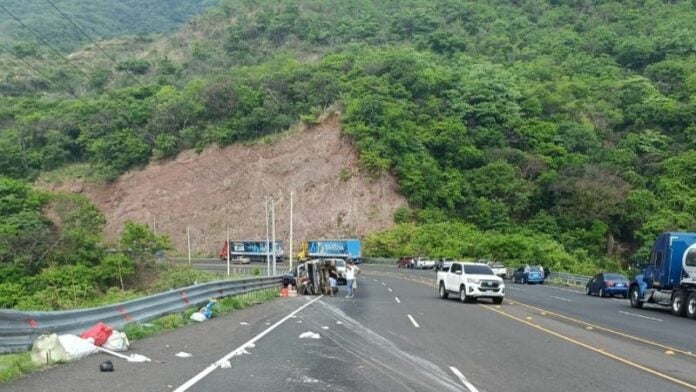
[292,259,339,296]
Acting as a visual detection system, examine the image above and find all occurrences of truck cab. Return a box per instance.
[630,232,696,318]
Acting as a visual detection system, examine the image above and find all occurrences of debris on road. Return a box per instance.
[31,333,68,365]
[191,299,218,322]
[98,347,151,363]
[103,330,130,352]
[175,352,193,358]
[218,360,232,368]
[99,360,114,372]
[80,322,113,346]
[321,326,330,330]
[58,334,97,361]
[240,321,249,325]
[299,332,321,339]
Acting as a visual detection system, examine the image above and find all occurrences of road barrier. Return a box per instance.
[547,271,591,286]
[0,276,282,354]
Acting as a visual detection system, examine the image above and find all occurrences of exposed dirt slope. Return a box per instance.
[48,116,407,256]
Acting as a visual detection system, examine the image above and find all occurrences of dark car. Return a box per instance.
[512,266,545,284]
[585,272,629,298]
[434,258,454,271]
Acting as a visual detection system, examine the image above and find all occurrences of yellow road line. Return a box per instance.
[483,305,696,391]
[507,299,696,359]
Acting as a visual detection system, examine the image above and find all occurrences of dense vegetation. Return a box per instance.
[3,0,696,289]
[0,0,218,51]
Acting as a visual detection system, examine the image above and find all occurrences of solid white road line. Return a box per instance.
[407,314,420,328]
[388,288,393,292]
[449,366,480,392]
[619,310,663,322]
[550,295,572,302]
[173,296,324,392]
[395,297,401,304]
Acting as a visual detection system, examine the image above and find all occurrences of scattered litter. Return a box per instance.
[31,333,68,365]
[265,322,271,325]
[99,360,114,372]
[58,334,97,361]
[165,344,170,348]
[247,343,256,348]
[175,352,193,358]
[336,321,343,325]
[190,312,207,322]
[103,331,130,352]
[167,385,173,389]
[297,320,303,324]
[299,332,321,339]
[218,360,232,368]
[80,322,113,346]
[231,348,250,357]
[302,376,320,384]
[98,347,151,363]
[321,326,330,330]
[240,322,249,325]
[290,315,297,318]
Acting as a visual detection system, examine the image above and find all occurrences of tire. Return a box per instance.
[629,286,643,309]
[521,277,526,285]
[585,286,591,296]
[672,290,687,317]
[492,297,503,305]
[686,292,696,320]
[459,286,472,303]
[439,282,449,300]
[599,288,605,298]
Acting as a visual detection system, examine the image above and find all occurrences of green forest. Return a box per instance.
[3,0,696,308]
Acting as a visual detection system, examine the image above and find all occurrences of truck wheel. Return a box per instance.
[629,286,643,309]
[585,286,591,296]
[599,288,605,298]
[439,282,449,300]
[459,286,472,303]
[492,297,503,305]
[686,292,696,320]
[672,290,687,317]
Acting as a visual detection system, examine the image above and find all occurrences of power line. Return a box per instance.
[43,0,147,89]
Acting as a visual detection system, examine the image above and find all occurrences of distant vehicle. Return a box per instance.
[487,261,507,279]
[512,266,545,284]
[220,240,284,262]
[297,239,362,263]
[397,256,416,268]
[434,258,455,271]
[437,262,505,304]
[586,273,629,298]
[415,257,435,269]
[333,258,347,284]
[629,232,696,319]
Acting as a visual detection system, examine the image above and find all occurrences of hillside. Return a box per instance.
[0,0,218,51]
[41,115,407,255]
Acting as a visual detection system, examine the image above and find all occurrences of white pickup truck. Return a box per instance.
[437,262,505,304]
[414,257,435,269]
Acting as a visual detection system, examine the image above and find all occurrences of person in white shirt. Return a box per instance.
[345,262,357,298]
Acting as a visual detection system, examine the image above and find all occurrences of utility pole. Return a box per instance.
[265,197,270,277]
[289,191,294,270]
[187,226,191,266]
[271,198,277,276]
[226,226,230,277]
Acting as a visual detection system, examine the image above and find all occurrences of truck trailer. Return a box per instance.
[219,240,284,262]
[629,232,696,318]
[297,239,362,263]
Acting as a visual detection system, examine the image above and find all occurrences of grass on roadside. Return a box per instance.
[0,287,279,383]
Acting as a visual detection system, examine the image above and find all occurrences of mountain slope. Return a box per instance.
[41,115,407,255]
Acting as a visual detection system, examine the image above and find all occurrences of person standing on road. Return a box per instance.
[345,262,356,298]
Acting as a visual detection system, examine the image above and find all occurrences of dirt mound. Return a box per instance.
[49,116,407,256]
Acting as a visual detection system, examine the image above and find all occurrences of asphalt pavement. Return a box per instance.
[5,265,696,391]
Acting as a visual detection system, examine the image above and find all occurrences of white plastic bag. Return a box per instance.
[31,333,69,365]
[102,330,130,352]
[190,312,207,322]
[58,334,97,361]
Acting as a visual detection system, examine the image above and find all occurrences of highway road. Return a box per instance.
[5,265,696,391]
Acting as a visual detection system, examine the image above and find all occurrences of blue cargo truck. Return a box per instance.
[219,240,284,262]
[629,232,696,318]
[299,239,362,263]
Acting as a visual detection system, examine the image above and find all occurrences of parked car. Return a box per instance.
[487,261,507,279]
[415,257,435,269]
[437,262,505,304]
[586,272,629,298]
[397,256,416,268]
[434,258,455,271]
[512,266,545,284]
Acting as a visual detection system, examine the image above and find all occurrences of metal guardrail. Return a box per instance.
[0,276,282,354]
[548,271,591,286]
